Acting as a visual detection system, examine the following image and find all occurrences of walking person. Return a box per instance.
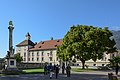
[66,64,71,77]
[55,64,59,79]
[116,63,119,75]
[62,63,65,74]
[53,64,56,73]
[44,64,47,75]
[49,63,53,79]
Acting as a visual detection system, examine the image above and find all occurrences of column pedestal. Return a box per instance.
[2,58,20,74]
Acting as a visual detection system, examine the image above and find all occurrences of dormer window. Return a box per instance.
[57,40,59,42]
[39,46,41,48]
[55,44,57,47]
[42,42,44,44]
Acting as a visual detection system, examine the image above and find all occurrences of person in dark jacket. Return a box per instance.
[55,64,59,79]
[66,64,71,77]
[53,64,56,73]
[116,63,119,75]
[62,63,65,74]
[44,64,47,75]
[49,63,53,79]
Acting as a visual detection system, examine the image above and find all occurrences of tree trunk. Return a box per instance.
[116,63,119,75]
[81,60,85,69]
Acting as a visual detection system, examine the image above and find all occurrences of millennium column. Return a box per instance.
[8,21,14,57]
[6,21,17,70]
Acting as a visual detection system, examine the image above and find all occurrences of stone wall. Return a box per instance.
[16,63,45,69]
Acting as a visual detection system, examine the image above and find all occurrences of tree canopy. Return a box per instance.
[57,25,116,69]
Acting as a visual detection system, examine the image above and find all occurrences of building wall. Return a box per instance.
[28,50,59,65]
[16,46,60,65]
[75,53,111,67]
[16,46,28,63]
[16,46,112,66]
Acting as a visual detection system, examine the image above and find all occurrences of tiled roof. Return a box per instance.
[29,39,62,51]
[16,40,35,47]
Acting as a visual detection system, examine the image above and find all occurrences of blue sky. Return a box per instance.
[0,0,120,58]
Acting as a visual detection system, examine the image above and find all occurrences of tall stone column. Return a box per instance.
[6,21,17,70]
[2,21,19,74]
[8,21,14,57]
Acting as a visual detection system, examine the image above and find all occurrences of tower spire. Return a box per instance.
[26,32,31,40]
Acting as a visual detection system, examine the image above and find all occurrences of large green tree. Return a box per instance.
[57,25,116,69]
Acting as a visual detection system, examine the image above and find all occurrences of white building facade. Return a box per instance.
[16,33,113,66]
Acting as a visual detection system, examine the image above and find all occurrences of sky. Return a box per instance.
[0,0,120,58]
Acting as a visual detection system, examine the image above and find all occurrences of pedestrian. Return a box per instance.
[116,63,119,75]
[55,64,59,79]
[49,63,53,79]
[53,64,56,73]
[44,64,47,75]
[66,64,71,77]
[62,63,65,74]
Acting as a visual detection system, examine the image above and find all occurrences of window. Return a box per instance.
[24,52,26,57]
[28,52,30,57]
[32,52,34,56]
[50,51,52,56]
[112,54,115,58]
[102,55,107,61]
[28,58,30,61]
[50,57,52,61]
[42,51,44,56]
[37,58,39,61]
[93,64,96,66]
[56,57,58,61]
[42,57,44,61]
[37,52,39,56]
[32,58,34,61]
[102,64,104,66]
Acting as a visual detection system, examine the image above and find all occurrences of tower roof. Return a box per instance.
[16,40,35,47]
[26,32,30,37]
[16,33,34,47]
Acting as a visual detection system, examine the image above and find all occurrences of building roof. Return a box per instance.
[16,40,35,47]
[29,39,62,51]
